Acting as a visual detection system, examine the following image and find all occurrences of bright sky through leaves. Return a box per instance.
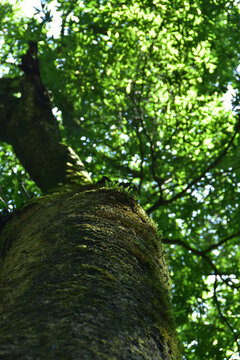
[17,0,235,110]
[1,1,240,358]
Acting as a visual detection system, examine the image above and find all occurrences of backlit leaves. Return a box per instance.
[1,0,240,358]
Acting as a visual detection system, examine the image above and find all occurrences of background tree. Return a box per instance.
[0,0,240,358]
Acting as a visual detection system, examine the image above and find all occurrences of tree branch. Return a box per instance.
[203,230,240,254]
[0,43,91,193]
[162,238,239,289]
[147,119,240,214]
[213,277,240,354]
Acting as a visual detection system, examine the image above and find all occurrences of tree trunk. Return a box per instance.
[0,185,180,359]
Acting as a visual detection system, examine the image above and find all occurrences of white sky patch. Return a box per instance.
[119,133,129,141]
[222,84,235,111]
[13,0,62,38]
[19,0,41,17]
[45,1,62,38]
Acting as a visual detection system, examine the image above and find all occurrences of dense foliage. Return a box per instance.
[1,0,240,358]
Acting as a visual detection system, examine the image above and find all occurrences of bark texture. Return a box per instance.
[0,186,180,359]
[0,43,91,192]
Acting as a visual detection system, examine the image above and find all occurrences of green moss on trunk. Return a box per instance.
[0,187,180,359]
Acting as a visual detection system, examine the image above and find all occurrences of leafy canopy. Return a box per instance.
[1,0,240,358]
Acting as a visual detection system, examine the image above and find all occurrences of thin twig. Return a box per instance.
[147,118,240,214]
[162,237,239,289]
[203,230,240,254]
[213,276,240,355]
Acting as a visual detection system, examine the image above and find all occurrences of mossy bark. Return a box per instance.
[0,64,91,192]
[0,186,180,359]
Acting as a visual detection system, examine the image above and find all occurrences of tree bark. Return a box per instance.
[0,44,91,193]
[0,186,180,359]
[0,43,180,359]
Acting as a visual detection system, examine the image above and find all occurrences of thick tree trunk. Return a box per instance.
[0,186,180,359]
